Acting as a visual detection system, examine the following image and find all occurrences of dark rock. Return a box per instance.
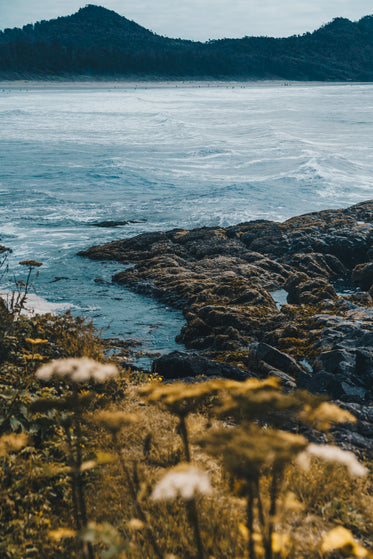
[256,360,297,388]
[51,276,69,283]
[314,349,355,376]
[90,220,129,227]
[355,348,373,383]
[338,382,367,402]
[352,261,373,291]
[347,291,372,305]
[297,370,338,395]
[331,428,373,453]
[284,272,310,304]
[285,274,337,305]
[289,252,347,279]
[338,401,373,424]
[297,370,367,403]
[249,342,303,376]
[94,277,110,285]
[152,351,253,381]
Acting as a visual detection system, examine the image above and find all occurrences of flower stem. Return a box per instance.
[63,423,81,532]
[255,477,265,530]
[73,411,94,559]
[265,466,283,559]
[179,415,191,462]
[113,434,163,559]
[255,476,269,553]
[246,482,256,559]
[186,497,205,559]
[74,415,89,527]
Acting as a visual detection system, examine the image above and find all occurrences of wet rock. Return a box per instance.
[249,342,303,377]
[90,220,129,227]
[289,253,347,279]
[331,426,373,454]
[258,363,297,388]
[297,369,368,403]
[352,261,373,291]
[51,276,69,283]
[355,348,373,383]
[284,273,309,303]
[297,370,338,395]
[285,274,337,305]
[314,349,355,376]
[338,401,373,424]
[338,382,367,402]
[80,200,373,426]
[347,291,372,305]
[152,351,253,381]
[94,277,110,285]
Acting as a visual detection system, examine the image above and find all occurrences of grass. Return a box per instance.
[0,288,373,559]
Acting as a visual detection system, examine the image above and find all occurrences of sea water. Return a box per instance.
[0,82,372,359]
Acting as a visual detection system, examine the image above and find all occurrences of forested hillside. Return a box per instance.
[0,4,372,80]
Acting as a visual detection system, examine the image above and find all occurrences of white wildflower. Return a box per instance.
[296,443,368,477]
[152,464,212,501]
[294,450,311,472]
[36,358,119,384]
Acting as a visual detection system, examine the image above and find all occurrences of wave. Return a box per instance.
[0,290,73,316]
[0,109,28,116]
[1,84,372,351]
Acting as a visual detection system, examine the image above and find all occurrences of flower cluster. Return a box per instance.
[152,464,212,501]
[36,358,119,384]
[296,443,368,478]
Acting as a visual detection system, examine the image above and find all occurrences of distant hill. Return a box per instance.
[0,5,373,80]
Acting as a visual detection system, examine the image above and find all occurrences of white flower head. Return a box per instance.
[36,358,119,384]
[152,464,212,501]
[296,443,368,478]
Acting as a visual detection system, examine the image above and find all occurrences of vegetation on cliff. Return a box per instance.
[0,5,373,80]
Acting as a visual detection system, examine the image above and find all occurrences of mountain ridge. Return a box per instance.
[0,5,373,80]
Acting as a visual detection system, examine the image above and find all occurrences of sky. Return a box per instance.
[0,0,372,41]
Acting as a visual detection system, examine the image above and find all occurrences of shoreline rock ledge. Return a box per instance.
[79,201,373,452]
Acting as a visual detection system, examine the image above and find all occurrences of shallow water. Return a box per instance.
[0,82,372,358]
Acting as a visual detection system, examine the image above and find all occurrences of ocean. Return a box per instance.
[0,82,372,360]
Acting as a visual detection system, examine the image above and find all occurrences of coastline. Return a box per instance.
[1,79,372,90]
[77,200,373,451]
[79,200,373,395]
[74,200,373,451]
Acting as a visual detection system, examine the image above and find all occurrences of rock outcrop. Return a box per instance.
[79,201,373,452]
[151,351,253,381]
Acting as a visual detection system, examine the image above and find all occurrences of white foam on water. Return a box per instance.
[0,83,372,356]
[0,290,73,315]
[270,289,288,311]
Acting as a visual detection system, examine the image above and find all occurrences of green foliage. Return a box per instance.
[0,7,373,80]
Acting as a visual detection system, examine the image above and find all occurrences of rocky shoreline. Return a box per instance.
[79,201,373,453]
